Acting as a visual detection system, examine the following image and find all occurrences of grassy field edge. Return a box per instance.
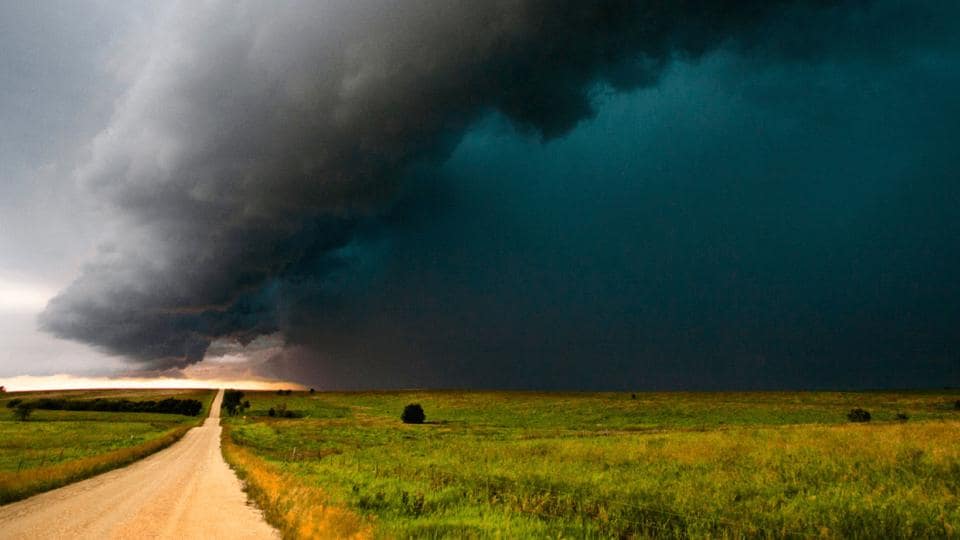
[222,390,960,538]
[0,390,216,505]
[221,423,371,539]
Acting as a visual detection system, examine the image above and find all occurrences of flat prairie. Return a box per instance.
[0,388,215,504]
[223,390,960,538]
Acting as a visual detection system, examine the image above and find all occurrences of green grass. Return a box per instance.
[0,388,215,503]
[224,390,960,538]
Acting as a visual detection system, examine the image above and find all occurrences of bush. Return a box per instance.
[223,390,249,417]
[6,398,23,409]
[12,403,33,422]
[267,403,300,418]
[309,388,315,394]
[401,403,426,424]
[20,397,202,416]
[847,408,871,422]
[954,400,960,410]
[896,412,909,422]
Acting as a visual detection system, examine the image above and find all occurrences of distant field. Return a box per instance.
[223,390,960,538]
[0,388,215,504]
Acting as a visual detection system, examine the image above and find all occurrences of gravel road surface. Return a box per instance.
[0,389,279,539]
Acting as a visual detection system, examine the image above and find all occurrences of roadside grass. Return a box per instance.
[224,390,960,538]
[0,389,215,504]
[222,427,371,539]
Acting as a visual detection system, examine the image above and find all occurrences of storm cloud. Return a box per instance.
[40,1,960,389]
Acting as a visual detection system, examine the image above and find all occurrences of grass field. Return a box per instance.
[223,390,960,538]
[0,388,215,504]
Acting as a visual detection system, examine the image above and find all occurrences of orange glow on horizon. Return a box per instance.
[0,374,305,392]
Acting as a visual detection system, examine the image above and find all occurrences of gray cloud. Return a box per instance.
[38,1,960,389]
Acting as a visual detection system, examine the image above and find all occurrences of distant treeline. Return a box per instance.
[7,397,203,416]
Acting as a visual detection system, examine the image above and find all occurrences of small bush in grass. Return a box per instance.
[6,398,22,409]
[401,403,425,424]
[12,403,33,422]
[847,408,871,422]
[954,400,960,410]
[896,412,909,421]
[266,403,299,418]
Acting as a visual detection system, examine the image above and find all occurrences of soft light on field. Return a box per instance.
[0,374,303,392]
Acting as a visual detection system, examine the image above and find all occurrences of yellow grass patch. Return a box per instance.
[221,425,371,540]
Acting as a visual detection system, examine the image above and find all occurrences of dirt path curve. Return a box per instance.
[0,389,279,540]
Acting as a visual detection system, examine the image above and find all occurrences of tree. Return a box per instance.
[12,403,33,421]
[0,385,6,393]
[401,403,426,424]
[222,390,245,417]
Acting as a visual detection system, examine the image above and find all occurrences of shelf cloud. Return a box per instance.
[36,1,960,389]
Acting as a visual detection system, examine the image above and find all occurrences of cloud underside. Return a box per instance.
[39,1,960,388]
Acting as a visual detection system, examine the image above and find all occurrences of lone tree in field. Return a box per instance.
[847,408,871,422]
[222,390,248,417]
[0,385,5,393]
[401,403,426,424]
[12,403,33,422]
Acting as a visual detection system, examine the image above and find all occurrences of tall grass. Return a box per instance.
[221,425,370,539]
[224,390,960,538]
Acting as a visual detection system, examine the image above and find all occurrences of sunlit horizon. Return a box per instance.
[0,373,305,392]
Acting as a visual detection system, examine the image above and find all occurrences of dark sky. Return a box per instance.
[2,1,959,389]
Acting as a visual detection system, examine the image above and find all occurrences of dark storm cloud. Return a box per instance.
[41,1,960,389]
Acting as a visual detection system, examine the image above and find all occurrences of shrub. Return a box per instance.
[954,400,960,410]
[896,412,909,422]
[847,408,871,422]
[268,407,276,417]
[6,398,22,409]
[309,388,315,394]
[12,403,33,422]
[19,397,202,416]
[401,403,426,424]
[631,393,637,400]
[223,390,246,416]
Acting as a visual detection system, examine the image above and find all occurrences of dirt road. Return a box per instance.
[0,389,279,539]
